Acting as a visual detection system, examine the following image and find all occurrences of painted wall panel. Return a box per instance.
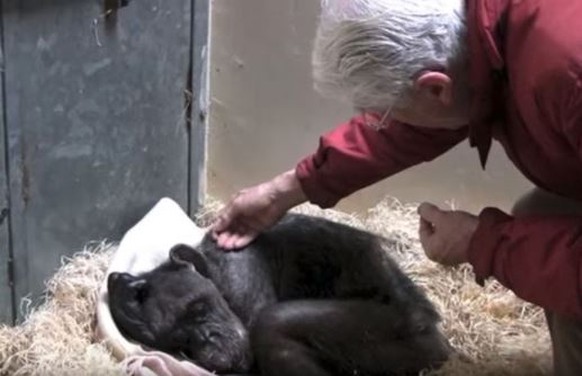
[2,0,193,312]
[209,0,533,215]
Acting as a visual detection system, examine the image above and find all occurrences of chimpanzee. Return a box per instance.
[107,213,452,376]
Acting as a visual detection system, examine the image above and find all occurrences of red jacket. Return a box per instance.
[296,0,582,318]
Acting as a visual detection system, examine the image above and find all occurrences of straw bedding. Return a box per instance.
[0,198,551,375]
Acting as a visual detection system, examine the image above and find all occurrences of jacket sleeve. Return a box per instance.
[295,114,468,208]
[468,209,582,318]
[468,70,582,319]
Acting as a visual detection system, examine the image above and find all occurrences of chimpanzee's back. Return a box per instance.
[198,213,440,329]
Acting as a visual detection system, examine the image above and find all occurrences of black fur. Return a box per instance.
[108,214,452,375]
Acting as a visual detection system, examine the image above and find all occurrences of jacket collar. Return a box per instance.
[466,0,508,168]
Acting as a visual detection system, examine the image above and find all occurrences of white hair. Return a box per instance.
[312,0,467,112]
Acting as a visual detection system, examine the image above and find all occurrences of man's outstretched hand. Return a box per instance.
[211,170,307,250]
[417,202,479,266]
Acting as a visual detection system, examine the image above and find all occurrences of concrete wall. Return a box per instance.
[208,0,533,215]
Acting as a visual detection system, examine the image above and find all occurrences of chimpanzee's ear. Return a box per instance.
[169,244,210,278]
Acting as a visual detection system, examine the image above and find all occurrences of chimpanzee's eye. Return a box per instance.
[190,300,209,317]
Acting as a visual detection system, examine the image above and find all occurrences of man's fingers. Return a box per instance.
[224,234,241,250]
[418,215,445,262]
[232,232,256,250]
[221,228,244,250]
[417,202,444,224]
[215,231,233,249]
[215,221,256,250]
[418,217,435,253]
[212,211,232,232]
[418,217,434,240]
[212,202,240,233]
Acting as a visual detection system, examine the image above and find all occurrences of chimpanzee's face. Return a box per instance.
[107,245,252,373]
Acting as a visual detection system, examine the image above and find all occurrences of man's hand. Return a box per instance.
[417,202,479,266]
[211,170,307,250]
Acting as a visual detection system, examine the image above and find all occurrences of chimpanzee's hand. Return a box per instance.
[417,202,479,266]
[211,169,307,250]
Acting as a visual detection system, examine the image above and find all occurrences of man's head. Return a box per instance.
[313,0,470,129]
[107,244,252,373]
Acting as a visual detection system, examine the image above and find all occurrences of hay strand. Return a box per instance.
[0,242,124,376]
[0,198,551,375]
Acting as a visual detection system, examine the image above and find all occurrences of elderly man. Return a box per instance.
[211,0,582,374]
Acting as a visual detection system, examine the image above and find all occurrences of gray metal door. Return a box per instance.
[0,54,12,322]
[0,0,208,323]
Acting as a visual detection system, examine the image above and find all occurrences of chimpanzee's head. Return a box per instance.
[107,244,252,373]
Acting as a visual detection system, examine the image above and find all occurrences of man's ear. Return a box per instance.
[414,71,453,106]
[169,244,211,278]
